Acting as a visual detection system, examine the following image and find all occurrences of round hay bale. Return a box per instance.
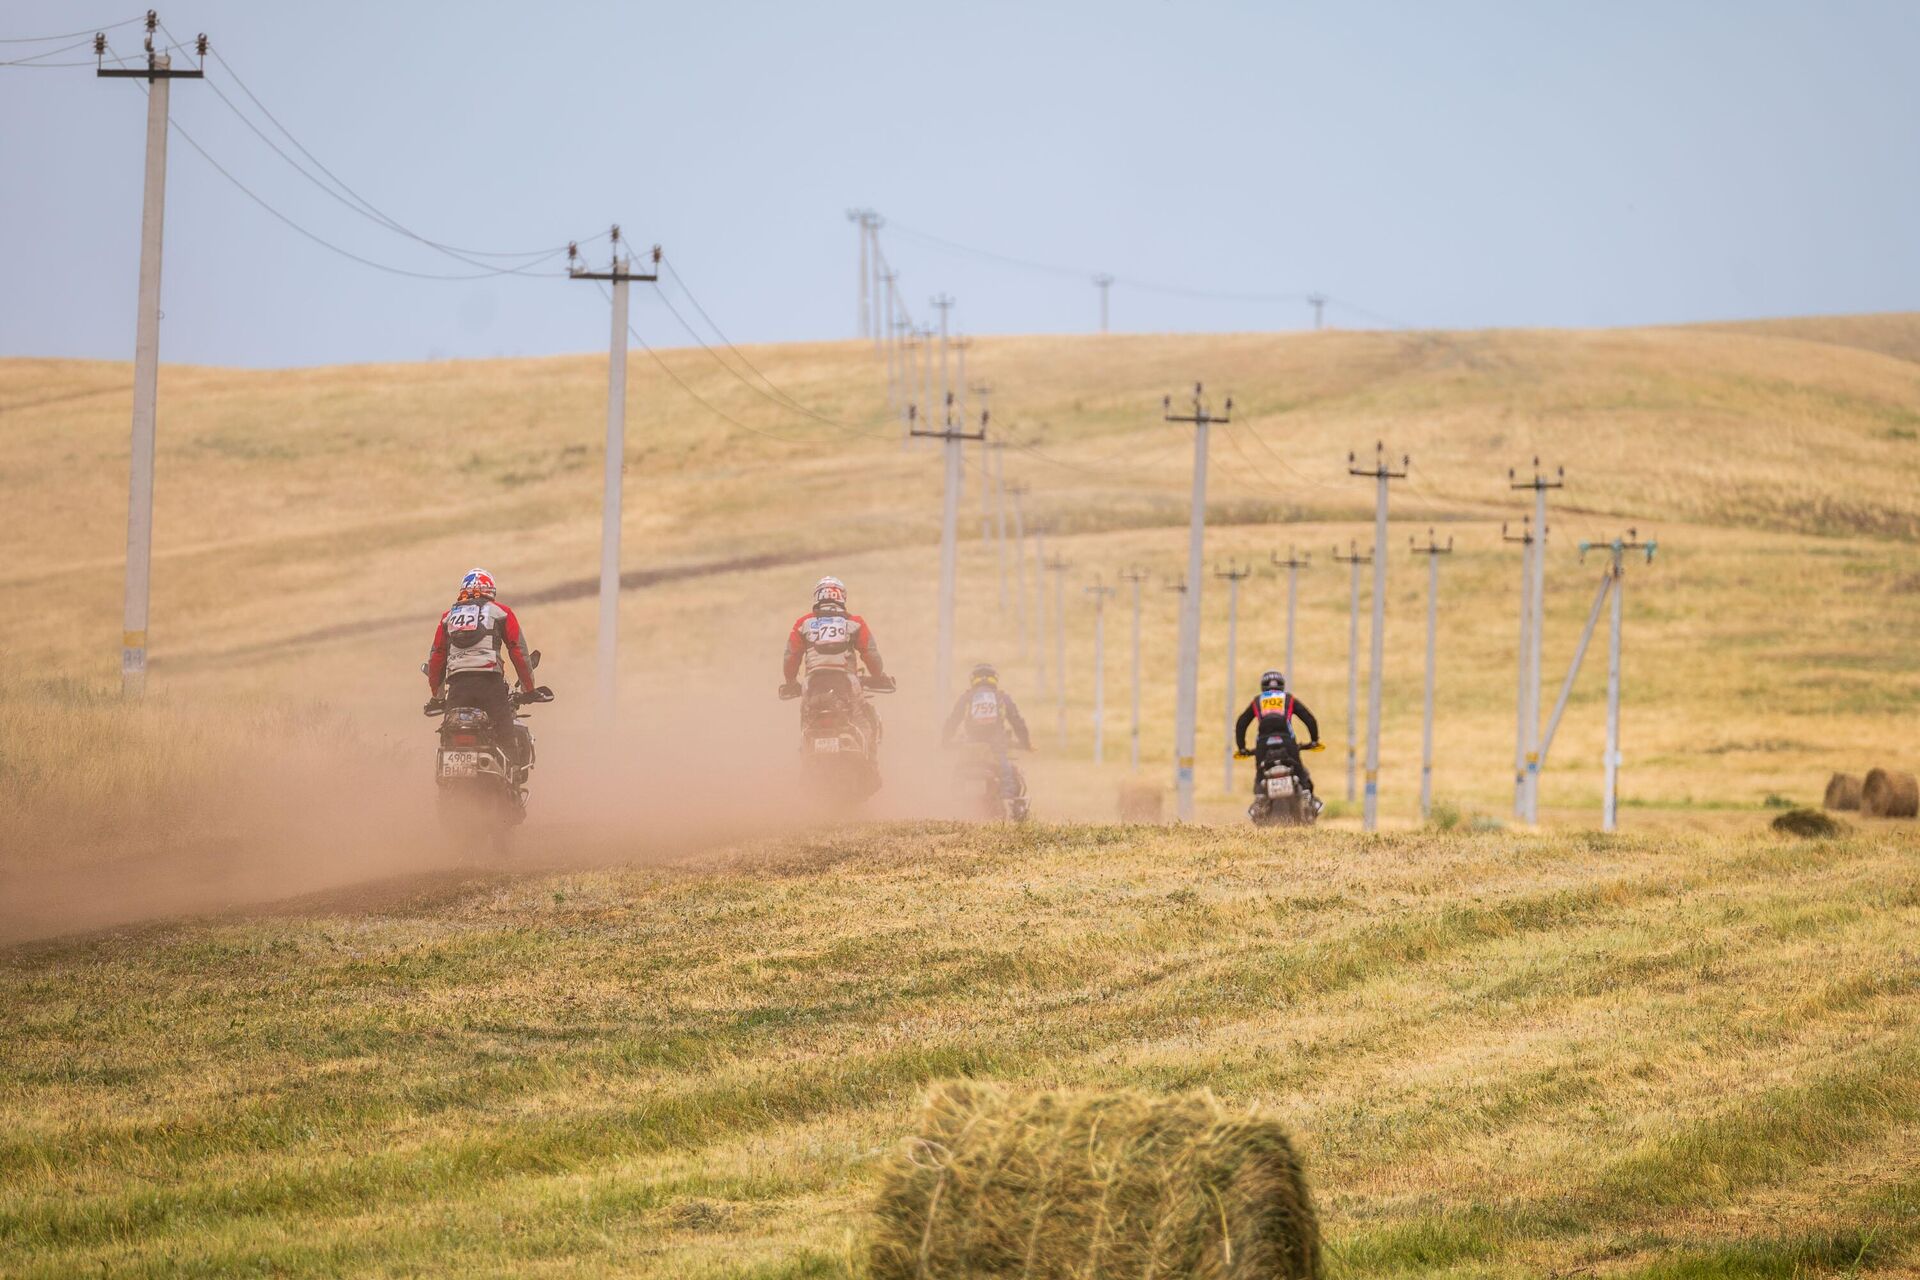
[868,1081,1321,1280]
[1862,768,1919,819]
[1823,773,1863,811]
[1118,779,1165,824]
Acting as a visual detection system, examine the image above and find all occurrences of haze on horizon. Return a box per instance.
[2,0,1916,369]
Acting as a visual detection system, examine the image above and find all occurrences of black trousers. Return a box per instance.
[446,673,528,770]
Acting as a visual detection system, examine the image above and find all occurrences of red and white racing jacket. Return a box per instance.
[425,599,536,692]
[783,610,884,683]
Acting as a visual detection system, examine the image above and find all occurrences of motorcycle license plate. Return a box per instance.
[812,738,842,753]
[1266,776,1296,798]
[441,751,482,778]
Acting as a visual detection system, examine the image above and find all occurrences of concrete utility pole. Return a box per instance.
[1007,483,1033,659]
[1501,516,1536,818]
[1349,444,1409,832]
[1582,531,1657,832]
[882,276,901,411]
[1044,552,1072,749]
[1308,293,1327,331]
[1164,385,1230,821]
[1271,546,1311,680]
[1331,540,1371,804]
[911,396,988,711]
[569,229,661,725]
[1411,530,1454,820]
[1511,459,1564,823]
[846,209,872,339]
[99,20,205,695]
[1086,576,1116,765]
[868,213,885,351]
[1093,273,1114,333]
[931,294,955,423]
[1216,561,1253,792]
[1120,567,1150,770]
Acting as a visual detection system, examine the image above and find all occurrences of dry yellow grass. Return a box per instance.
[4,318,1919,1276]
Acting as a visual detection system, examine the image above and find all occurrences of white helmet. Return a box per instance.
[813,576,848,614]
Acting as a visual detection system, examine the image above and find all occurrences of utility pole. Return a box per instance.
[931,294,955,423]
[918,325,937,448]
[911,396,988,711]
[1501,516,1536,819]
[868,213,885,351]
[569,230,661,725]
[1120,567,1150,770]
[1510,459,1564,823]
[1411,530,1454,820]
[1271,545,1311,680]
[881,274,900,411]
[1580,531,1657,832]
[1090,579,1121,759]
[1331,540,1371,804]
[1044,552,1072,749]
[1216,560,1253,792]
[1094,273,1114,333]
[99,19,205,695]
[1308,293,1327,331]
[846,208,873,338]
[1349,444,1409,832]
[1163,384,1230,821]
[1007,482,1033,659]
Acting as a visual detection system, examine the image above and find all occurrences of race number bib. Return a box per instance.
[446,604,488,648]
[811,616,849,646]
[1259,692,1289,716]
[969,690,1000,722]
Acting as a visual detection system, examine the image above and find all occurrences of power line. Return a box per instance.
[202,45,582,263]
[0,15,143,43]
[0,36,99,64]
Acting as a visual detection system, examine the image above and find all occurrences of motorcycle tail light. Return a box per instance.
[449,734,479,747]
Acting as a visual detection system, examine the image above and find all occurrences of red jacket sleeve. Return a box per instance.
[425,616,450,692]
[782,616,808,682]
[498,604,537,688]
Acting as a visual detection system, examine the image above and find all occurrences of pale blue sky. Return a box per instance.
[3,0,1915,367]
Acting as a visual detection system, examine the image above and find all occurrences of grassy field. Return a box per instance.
[4,316,1919,1274]
[4,821,1919,1277]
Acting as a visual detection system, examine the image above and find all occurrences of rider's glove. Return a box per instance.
[779,681,802,699]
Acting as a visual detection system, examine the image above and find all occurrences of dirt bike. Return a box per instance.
[781,668,895,805]
[423,650,553,851]
[1239,738,1325,827]
[949,740,1031,822]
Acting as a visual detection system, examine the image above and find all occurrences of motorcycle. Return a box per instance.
[781,668,895,804]
[423,650,554,849]
[1239,738,1326,827]
[950,740,1031,822]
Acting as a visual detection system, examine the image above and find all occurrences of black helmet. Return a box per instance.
[970,663,999,685]
[1260,670,1285,692]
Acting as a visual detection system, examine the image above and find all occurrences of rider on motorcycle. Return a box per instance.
[1235,670,1320,803]
[424,569,538,774]
[942,662,1032,798]
[781,576,894,749]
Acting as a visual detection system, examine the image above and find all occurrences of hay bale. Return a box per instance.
[1118,779,1165,824]
[1772,807,1845,838]
[1863,768,1919,818]
[1823,773,1863,811]
[869,1081,1321,1280]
